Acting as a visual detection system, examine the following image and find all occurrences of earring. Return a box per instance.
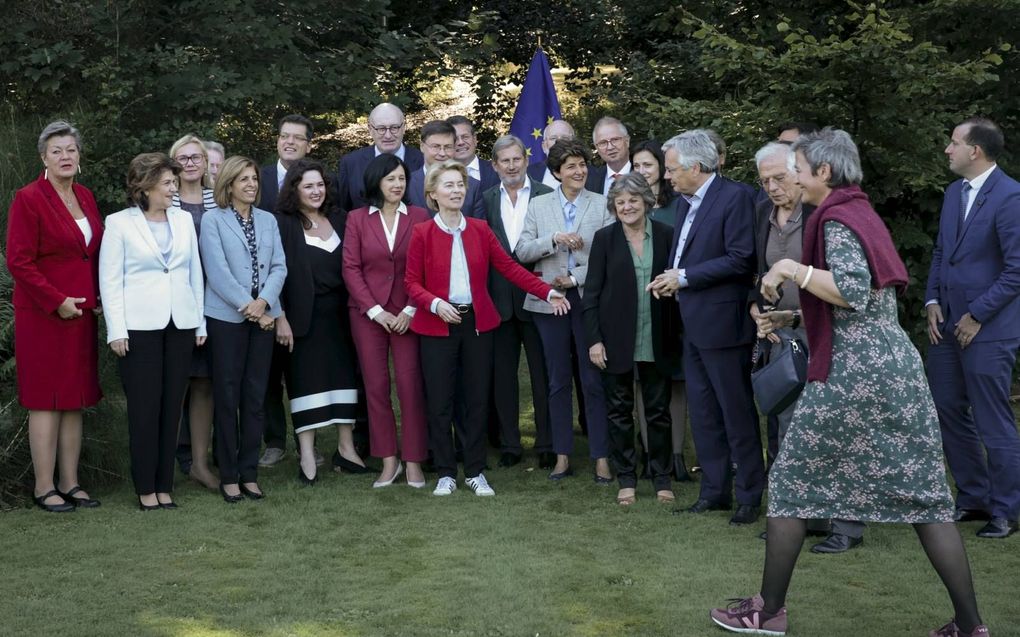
[44,167,48,180]
[77,164,82,175]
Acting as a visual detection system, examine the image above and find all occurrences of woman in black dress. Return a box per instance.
[274,159,366,484]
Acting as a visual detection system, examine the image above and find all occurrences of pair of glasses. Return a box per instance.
[758,174,789,188]
[174,154,205,166]
[370,123,404,135]
[595,136,627,149]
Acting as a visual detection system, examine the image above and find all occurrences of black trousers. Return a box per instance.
[604,362,673,491]
[491,316,551,454]
[119,320,194,495]
[420,309,492,480]
[207,317,274,484]
[262,343,291,450]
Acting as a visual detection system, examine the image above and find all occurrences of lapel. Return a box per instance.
[485,186,512,252]
[221,207,249,247]
[573,189,594,230]
[129,208,169,266]
[38,175,88,252]
[952,169,1000,255]
[680,175,722,260]
[366,209,390,253]
[611,222,637,280]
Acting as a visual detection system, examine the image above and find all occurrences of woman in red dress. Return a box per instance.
[6,121,104,512]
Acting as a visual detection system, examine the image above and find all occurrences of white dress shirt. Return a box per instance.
[75,216,93,245]
[500,181,532,250]
[673,172,717,288]
[375,144,407,161]
[465,156,482,182]
[366,203,416,320]
[429,214,472,313]
[602,161,632,195]
[276,159,288,189]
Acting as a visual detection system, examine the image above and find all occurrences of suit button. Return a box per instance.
[82,255,89,261]
[259,264,265,269]
[163,268,169,273]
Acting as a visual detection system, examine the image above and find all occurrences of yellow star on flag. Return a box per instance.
[525,148,532,156]
[531,128,542,139]
[547,115,555,125]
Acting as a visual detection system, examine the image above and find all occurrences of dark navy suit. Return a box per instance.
[527,161,547,183]
[925,166,1020,521]
[259,164,282,213]
[585,164,608,195]
[407,168,486,218]
[336,145,425,212]
[669,174,764,506]
[474,159,501,193]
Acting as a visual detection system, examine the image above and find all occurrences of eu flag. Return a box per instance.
[509,48,562,163]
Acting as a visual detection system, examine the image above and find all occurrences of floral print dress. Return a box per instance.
[767,222,954,523]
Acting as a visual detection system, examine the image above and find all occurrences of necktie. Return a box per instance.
[960,181,972,221]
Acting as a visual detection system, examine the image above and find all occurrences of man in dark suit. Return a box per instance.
[585,116,631,195]
[647,129,765,526]
[259,114,313,213]
[527,119,576,189]
[336,102,425,211]
[483,134,556,469]
[926,116,1020,539]
[407,120,485,217]
[448,115,500,192]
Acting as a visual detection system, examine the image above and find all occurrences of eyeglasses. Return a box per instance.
[424,142,455,155]
[369,123,404,136]
[758,174,790,188]
[278,133,309,143]
[595,136,627,150]
[174,154,205,166]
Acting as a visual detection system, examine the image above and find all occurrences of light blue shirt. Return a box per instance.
[673,172,716,288]
[557,186,579,270]
[429,214,472,312]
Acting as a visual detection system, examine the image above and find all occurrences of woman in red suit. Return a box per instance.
[5,121,104,512]
[405,160,570,498]
[343,154,431,489]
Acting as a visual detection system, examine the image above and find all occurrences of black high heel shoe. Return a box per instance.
[239,483,265,500]
[332,450,371,474]
[138,496,161,511]
[219,484,243,503]
[298,467,317,486]
[33,490,74,513]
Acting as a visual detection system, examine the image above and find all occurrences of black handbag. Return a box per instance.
[750,329,808,417]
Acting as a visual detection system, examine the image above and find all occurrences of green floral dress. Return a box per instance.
[767,222,954,523]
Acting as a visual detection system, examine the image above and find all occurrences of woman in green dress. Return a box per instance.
[710,129,987,637]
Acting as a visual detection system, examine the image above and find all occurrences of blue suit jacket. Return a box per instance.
[475,159,501,193]
[585,164,607,195]
[527,161,547,183]
[925,166,1020,342]
[337,145,425,212]
[259,164,281,213]
[407,168,486,218]
[668,175,756,349]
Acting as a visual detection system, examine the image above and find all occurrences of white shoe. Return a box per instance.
[372,463,403,488]
[432,476,457,496]
[465,473,495,496]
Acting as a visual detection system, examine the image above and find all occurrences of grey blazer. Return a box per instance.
[199,206,287,322]
[514,188,613,313]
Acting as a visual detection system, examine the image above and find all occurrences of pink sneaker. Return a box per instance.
[710,594,788,635]
[930,620,990,637]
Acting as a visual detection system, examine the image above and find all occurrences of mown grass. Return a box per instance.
[5,435,1019,637]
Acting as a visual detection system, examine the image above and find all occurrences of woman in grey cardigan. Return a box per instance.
[200,155,287,503]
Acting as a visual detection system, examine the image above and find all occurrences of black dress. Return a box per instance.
[177,194,215,378]
[285,231,358,433]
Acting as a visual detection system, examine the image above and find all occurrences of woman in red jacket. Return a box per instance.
[6,121,104,512]
[405,160,569,498]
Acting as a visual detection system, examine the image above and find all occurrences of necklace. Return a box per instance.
[303,212,321,229]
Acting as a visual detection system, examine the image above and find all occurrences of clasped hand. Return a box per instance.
[372,310,411,334]
[646,269,681,299]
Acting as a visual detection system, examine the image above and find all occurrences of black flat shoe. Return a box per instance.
[298,467,317,486]
[729,505,761,526]
[593,474,613,485]
[810,533,863,554]
[332,450,371,474]
[219,484,243,503]
[158,500,179,510]
[60,486,100,508]
[976,517,1018,539]
[548,467,574,481]
[239,483,265,500]
[685,498,732,514]
[33,490,74,513]
[138,497,161,512]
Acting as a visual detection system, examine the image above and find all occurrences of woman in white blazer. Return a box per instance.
[200,155,287,503]
[99,153,206,510]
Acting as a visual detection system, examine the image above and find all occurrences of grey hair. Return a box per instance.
[792,127,863,187]
[662,129,719,173]
[705,129,726,157]
[204,140,225,155]
[592,116,629,143]
[38,120,83,155]
[491,134,526,159]
[754,142,795,172]
[606,172,657,215]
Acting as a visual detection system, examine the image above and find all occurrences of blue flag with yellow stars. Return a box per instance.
[509,48,562,163]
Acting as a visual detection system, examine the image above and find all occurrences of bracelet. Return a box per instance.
[800,265,814,289]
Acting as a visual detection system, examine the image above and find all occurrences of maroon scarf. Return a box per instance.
[801,185,908,382]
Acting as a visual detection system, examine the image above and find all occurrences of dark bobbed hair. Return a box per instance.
[546,138,591,174]
[961,116,1005,161]
[276,158,336,229]
[363,154,409,209]
[278,113,314,140]
[127,152,182,210]
[630,140,671,207]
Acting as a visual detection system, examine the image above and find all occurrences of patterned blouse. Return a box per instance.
[233,207,259,295]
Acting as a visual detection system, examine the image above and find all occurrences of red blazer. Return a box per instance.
[6,173,104,313]
[405,216,553,336]
[343,204,431,315]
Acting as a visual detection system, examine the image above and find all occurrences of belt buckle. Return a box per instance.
[455,304,470,314]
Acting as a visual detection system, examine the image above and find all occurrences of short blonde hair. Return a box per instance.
[213,156,261,209]
[169,133,211,188]
[424,159,468,212]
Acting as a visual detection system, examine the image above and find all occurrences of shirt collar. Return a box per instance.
[466,156,480,173]
[375,144,407,161]
[558,185,580,208]
[499,180,531,198]
[684,172,716,203]
[276,159,288,183]
[966,163,997,191]
[369,202,408,215]
[607,161,632,179]
[433,213,466,234]
[769,200,804,225]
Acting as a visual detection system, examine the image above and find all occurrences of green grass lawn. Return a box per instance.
[5,436,1019,637]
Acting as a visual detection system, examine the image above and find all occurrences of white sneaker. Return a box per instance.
[465,473,495,496]
[432,476,457,496]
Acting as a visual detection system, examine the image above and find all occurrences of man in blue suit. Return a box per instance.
[406,120,485,217]
[259,114,313,213]
[448,115,500,192]
[584,116,631,196]
[926,116,1020,539]
[647,129,764,526]
[335,102,425,211]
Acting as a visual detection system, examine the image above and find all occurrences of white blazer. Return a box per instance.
[99,206,206,342]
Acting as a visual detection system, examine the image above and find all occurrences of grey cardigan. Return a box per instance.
[199,206,287,322]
